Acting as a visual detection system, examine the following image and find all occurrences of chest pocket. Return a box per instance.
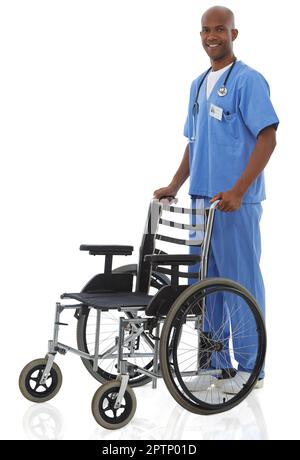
[209,110,239,146]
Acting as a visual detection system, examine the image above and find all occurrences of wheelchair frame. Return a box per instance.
[20,197,266,428]
[39,199,218,392]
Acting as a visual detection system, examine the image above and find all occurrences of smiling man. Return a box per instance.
[154,6,279,393]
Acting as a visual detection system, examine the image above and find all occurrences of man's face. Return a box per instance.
[200,13,237,61]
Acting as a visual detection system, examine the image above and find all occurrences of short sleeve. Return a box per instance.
[239,71,279,138]
[183,115,189,138]
[183,78,199,140]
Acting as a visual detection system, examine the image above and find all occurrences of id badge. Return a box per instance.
[209,103,223,121]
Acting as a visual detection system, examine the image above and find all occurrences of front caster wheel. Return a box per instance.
[19,358,63,403]
[91,380,136,430]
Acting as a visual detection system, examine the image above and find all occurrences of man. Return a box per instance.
[153,6,279,393]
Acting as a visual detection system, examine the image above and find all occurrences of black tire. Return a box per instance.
[76,265,169,387]
[160,278,266,415]
[91,380,136,430]
[19,358,62,403]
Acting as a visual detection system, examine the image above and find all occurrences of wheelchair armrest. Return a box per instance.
[80,245,134,256]
[144,254,200,266]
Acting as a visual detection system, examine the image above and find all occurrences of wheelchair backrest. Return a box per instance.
[136,200,208,293]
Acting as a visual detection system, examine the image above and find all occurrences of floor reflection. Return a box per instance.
[23,404,64,440]
[91,391,268,440]
[22,392,267,440]
[164,392,268,440]
[91,417,162,441]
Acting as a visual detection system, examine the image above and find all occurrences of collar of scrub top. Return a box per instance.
[190,57,237,143]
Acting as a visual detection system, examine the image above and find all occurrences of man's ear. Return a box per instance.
[232,29,239,41]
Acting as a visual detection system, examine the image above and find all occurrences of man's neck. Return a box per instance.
[211,55,236,71]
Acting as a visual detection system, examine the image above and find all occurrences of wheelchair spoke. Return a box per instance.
[161,283,265,412]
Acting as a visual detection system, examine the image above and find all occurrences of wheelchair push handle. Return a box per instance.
[208,199,221,210]
[155,195,178,205]
[153,195,221,211]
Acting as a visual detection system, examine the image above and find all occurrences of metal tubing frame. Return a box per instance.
[101,317,150,362]
[52,303,62,351]
[109,312,220,384]
[40,302,64,383]
[45,307,159,364]
[40,303,90,384]
[114,374,130,409]
[200,200,220,282]
[40,353,55,384]
[115,317,161,372]
[127,311,137,356]
[117,317,126,373]
[103,352,154,359]
[117,362,223,381]
[152,322,160,389]
[93,310,101,372]
[132,364,161,380]
[197,201,220,357]
[51,342,92,360]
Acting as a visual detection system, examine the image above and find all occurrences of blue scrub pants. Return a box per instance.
[189,197,265,379]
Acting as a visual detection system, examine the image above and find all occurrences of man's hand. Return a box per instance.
[210,189,243,212]
[153,185,179,200]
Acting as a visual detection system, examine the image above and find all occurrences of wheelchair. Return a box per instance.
[19,197,266,430]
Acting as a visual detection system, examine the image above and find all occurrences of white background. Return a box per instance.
[0,0,299,440]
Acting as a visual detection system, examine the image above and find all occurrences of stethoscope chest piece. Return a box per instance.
[217,86,228,97]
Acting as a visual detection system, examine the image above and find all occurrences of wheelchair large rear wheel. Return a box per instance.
[77,265,169,387]
[160,278,266,415]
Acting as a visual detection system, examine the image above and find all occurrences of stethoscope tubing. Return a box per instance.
[190,58,237,142]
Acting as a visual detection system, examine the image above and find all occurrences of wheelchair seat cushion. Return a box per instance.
[61,291,153,310]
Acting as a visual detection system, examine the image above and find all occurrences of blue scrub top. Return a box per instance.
[184,60,279,203]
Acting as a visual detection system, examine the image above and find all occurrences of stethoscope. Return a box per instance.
[190,58,237,142]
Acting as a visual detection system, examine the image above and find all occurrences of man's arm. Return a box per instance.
[210,126,277,211]
[153,143,190,200]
